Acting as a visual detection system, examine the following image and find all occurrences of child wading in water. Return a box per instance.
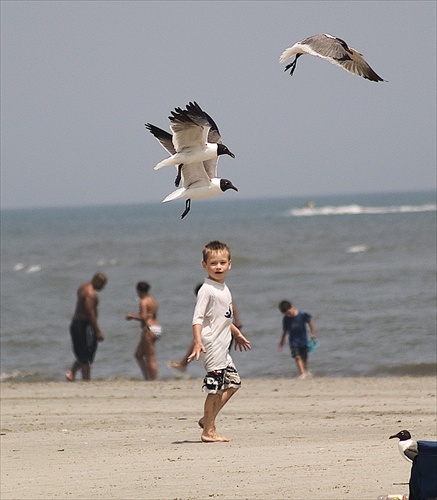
[278,300,317,379]
[188,241,251,442]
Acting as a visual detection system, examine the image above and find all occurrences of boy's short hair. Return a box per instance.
[202,241,231,262]
[136,281,150,294]
[279,300,292,313]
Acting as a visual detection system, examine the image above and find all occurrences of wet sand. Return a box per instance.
[1,376,435,499]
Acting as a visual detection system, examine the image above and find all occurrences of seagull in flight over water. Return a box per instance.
[279,33,385,82]
[151,101,235,169]
[389,430,418,463]
[145,102,237,219]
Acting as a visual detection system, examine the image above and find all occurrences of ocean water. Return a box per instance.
[1,191,436,382]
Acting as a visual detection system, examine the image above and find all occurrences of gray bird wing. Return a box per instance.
[301,34,351,60]
[404,442,419,462]
[282,33,385,82]
[338,47,385,81]
[202,158,219,179]
[145,123,176,154]
[185,102,223,144]
[186,102,223,178]
[181,161,211,189]
[169,104,210,152]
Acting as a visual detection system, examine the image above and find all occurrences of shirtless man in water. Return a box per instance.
[66,272,107,381]
[125,281,161,380]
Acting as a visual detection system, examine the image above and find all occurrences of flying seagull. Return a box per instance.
[279,33,385,82]
[151,101,235,170]
[389,430,418,463]
[145,102,237,219]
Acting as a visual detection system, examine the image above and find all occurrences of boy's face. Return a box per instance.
[285,305,297,316]
[202,250,232,284]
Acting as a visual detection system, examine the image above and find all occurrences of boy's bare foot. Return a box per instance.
[201,433,230,443]
[65,370,74,382]
[198,417,204,429]
[168,361,187,372]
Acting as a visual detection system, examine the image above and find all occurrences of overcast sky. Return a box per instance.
[1,1,436,209]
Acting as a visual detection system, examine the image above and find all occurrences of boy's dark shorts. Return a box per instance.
[290,345,308,361]
[202,363,241,394]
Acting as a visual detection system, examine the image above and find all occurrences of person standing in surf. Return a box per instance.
[125,281,161,381]
[278,300,317,379]
[66,272,107,381]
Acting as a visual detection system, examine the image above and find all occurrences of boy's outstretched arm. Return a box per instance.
[187,323,206,362]
[230,324,251,351]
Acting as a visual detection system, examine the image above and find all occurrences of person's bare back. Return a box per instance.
[142,294,158,327]
[125,281,160,380]
[72,273,107,341]
[73,283,99,321]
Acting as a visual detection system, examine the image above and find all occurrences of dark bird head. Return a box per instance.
[389,430,412,441]
[220,179,238,193]
[217,144,235,159]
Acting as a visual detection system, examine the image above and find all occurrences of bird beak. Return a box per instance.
[389,435,397,439]
[229,151,235,159]
[231,185,238,192]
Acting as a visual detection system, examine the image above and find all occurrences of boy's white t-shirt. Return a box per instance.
[192,278,234,372]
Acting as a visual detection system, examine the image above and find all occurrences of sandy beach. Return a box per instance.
[1,376,435,500]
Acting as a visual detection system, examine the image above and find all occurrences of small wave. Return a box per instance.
[97,258,119,266]
[368,362,437,377]
[13,264,42,273]
[289,204,437,217]
[347,245,368,253]
[24,265,41,273]
[0,370,41,382]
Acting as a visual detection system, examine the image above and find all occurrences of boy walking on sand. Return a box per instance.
[188,241,251,443]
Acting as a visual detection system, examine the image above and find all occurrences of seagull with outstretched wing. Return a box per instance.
[280,34,385,82]
[152,101,235,170]
[145,102,237,219]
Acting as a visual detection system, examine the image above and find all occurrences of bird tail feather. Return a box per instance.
[162,188,186,203]
[279,46,299,63]
[155,158,176,170]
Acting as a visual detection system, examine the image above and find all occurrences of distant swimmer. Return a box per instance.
[66,272,107,381]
